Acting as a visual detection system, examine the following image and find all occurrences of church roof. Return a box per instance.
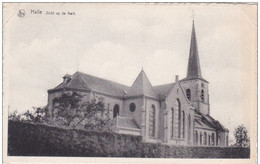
[126,70,157,98]
[195,112,228,132]
[202,114,229,132]
[195,119,215,130]
[181,21,208,83]
[51,72,130,97]
[153,83,175,97]
[54,72,89,90]
[50,71,181,100]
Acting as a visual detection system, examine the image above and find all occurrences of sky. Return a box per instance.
[3,3,257,143]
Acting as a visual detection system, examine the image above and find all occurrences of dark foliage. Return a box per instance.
[233,125,250,147]
[8,107,47,123]
[49,91,112,131]
[8,91,112,132]
[8,121,250,158]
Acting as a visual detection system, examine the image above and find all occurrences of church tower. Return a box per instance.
[180,21,210,115]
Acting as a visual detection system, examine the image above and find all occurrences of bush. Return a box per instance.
[8,121,250,158]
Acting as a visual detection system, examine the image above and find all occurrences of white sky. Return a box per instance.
[3,3,257,143]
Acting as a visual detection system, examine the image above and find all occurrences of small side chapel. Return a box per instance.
[47,21,229,147]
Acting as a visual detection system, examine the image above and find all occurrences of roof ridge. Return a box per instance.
[77,71,130,88]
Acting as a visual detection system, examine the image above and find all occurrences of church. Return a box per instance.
[47,21,229,147]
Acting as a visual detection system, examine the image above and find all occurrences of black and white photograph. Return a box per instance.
[3,2,257,163]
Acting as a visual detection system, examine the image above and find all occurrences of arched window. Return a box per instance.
[149,105,156,137]
[195,131,198,146]
[186,89,191,101]
[212,133,215,146]
[170,108,174,138]
[188,115,191,145]
[175,99,181,138]
[182,111,185,138]
[208,134,211,146]
[204,132,207,145]
[201,89,205,102]
[113,104,119,118]
[200,132,203,145]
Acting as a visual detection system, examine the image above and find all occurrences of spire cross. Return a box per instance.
[76,57,79,71]
[192,9,195,22]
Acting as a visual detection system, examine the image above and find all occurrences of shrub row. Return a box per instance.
[8,121,250,158]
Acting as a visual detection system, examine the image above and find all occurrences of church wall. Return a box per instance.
[95,94,124,119]
[194,128,217,146]
[122,97,144,128]
[217,131,229,147]
[165,82,194,146]
[144,98,161,143]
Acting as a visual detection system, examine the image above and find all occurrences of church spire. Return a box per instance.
[186,21,202,79]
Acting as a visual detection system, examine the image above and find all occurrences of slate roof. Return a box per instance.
[51,72,130,97]
[195,112,228,132]
[126,70,157,98]
[153,83,175,98]
[202,114,229,132]
[195,119,215,130]
[50,71,178,100]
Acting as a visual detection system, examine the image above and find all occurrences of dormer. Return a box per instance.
[63,74,72,84]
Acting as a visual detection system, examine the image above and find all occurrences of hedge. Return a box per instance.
[8,121,250,158]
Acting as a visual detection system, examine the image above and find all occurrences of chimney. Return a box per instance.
[63,74,72,84]
[175,75,179,82]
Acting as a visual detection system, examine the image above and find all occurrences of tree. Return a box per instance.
[8,106,47,123]
[8,91,113,132]
[49,91,112,132]
[8,111,21,121]
[233,125,250,147]
[51,91,84,126]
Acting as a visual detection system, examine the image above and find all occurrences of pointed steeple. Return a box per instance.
[127,69,157,98]
[186,21,202,79]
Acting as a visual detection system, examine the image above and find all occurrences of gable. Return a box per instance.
[165,81,192,106]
